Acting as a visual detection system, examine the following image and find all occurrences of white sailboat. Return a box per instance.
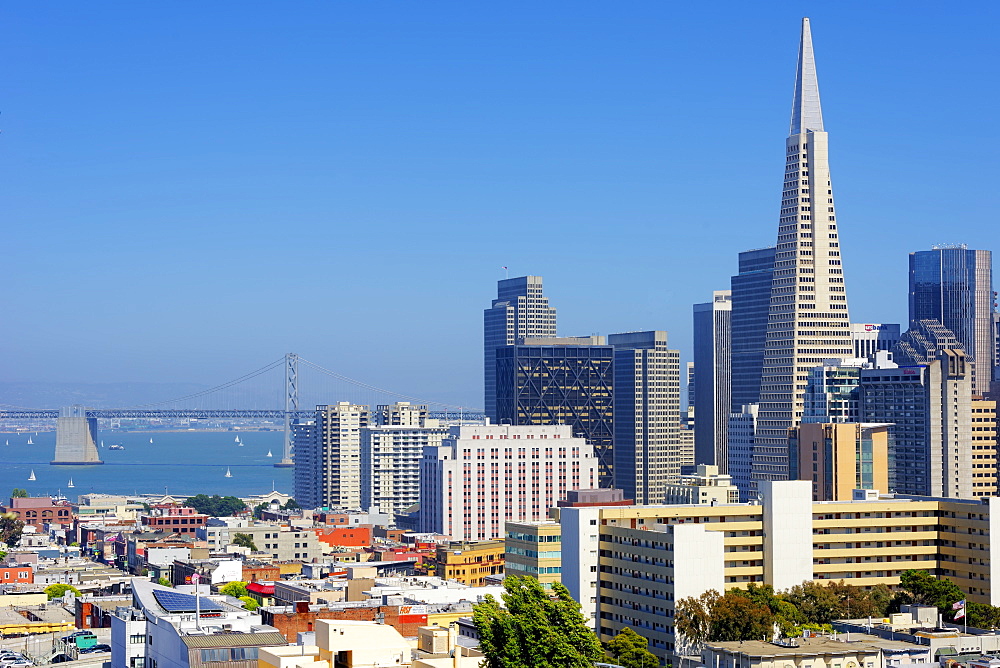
[27,436,33,445]
[266,450,273,458]
[149,437,154,444]
[101,440,105,448]
[67,478,75,488]
[224,467,233,478]
[28,470,36,481]
[234,435,242,445]
[5,439,8,446]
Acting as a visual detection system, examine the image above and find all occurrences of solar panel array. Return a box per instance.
[153,589,224,613]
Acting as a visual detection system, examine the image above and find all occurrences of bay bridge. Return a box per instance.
[0,353,484,467]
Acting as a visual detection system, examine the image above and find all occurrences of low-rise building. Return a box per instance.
[504,521,561,587]
[432,540,504,586]
[0,566,33,584]
[663,464,741,505]
[0,497,73,530]
[198,523,323,561]
[140,505,209,536]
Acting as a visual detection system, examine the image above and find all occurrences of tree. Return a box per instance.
[607,628,659,668]
[0,513,25,548]
[898,570,964,613]
[282,498,301,510]
[473,577,604,668]
[232,533,258,551]
[220,581,249,599]
[184,494,246,517]
[45,583,81,600]
[676,589,774,645]
[10,489,28,498]
[252,503,268,520]
[239,595,259,611]
[158,577,172,587]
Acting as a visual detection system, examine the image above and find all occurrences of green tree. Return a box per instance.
[10,488,28,498]
[282,498,301,510]
[158,577,172,587]
[473,576,604,668]
[606,627,659,668]
[45,583,82,600]
[239,595,259,611]
[183,494,247,517]
[898,570,964,613]
[252,503,268,520]
[219,581,249,598]
[0,513,25,548]
[232,533,258,551]
[676,589,774,645]
[0,550,6,561]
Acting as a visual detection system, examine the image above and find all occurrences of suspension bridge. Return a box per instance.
[0,354,484,467]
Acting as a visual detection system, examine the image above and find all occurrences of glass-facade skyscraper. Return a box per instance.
[729,246,776,412]
[909,246,995,395]
[494,340,614,486]
[484,276,557,421]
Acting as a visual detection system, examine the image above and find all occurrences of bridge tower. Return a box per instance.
[51,405,104,465]
[274,353,298,468]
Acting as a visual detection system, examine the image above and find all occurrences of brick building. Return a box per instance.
[313,526,373,549]
[140,505,208,535]
[0,497,73,530]
[0,565,33,584]
[260,601,428,643]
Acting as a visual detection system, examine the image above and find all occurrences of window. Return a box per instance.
[231,648,259,661]
[129,633,145,644]
[200,649,228,662]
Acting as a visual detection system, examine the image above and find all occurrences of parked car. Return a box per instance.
[60,630,96,642]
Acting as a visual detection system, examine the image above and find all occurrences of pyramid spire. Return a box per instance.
[790,17,824,135]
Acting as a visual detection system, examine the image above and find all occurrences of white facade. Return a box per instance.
[760,479,813,591]
[663,464,741,505]
[294,403,369,510]
[361,422,447,517]
[851,323,901,359]
[419,424,598,541]
[756,18,854,481]
[558,506,602,628]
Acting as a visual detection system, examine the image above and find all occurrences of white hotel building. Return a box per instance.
[419,424,598,541]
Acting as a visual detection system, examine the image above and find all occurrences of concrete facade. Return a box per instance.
[52,405,103,465]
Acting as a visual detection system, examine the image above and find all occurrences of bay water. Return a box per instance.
[0,430,291,499]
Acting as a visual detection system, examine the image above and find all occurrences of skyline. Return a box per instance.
[4,3,998,409]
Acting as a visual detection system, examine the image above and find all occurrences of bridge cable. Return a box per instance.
[297,357,472,411]
[124,357,286,409]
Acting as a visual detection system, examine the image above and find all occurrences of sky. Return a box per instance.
[3,2,998,409]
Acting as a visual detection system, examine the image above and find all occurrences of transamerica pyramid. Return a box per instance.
[753,18,853,482]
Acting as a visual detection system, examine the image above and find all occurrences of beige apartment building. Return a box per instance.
[971,398,997,497]
[560,481,1000,665]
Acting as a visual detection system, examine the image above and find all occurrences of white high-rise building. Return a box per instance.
[360,403,448,517]
[419,424,598,541]
[293,402,369,510]
[850,323,900,359]
[755,18,853,482]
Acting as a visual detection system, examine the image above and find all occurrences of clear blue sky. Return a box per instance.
[3,2,998,408]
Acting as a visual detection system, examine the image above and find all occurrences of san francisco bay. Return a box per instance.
[0,430,291,498]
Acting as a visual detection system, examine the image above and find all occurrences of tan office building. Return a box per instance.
[794,422,890,501]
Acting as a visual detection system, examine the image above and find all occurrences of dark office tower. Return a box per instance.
[693,291,732,470]
[756,19,854,482]
[484,276,557,421]
[494,337,614,486]
[609,331,682,503]
[860,349,974,498]
[729,247,777,412]
[909,246,995,395]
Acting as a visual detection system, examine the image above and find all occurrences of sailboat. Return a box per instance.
[28,470,36,481]
[224,467,233,478]
[101,440,105,448]
[5,439,8,446]
[234,435,242,445]
[67,478,75,488]
[27,436,33,445]
[149,437,154,444]
[266,450,273,458]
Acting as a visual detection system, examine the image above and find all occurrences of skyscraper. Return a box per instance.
[755,18,853,482]
[730,247,776,413]
[484,276,557,421]
[909,246,995,394]
[609,331,682,503]
[693,291,732,470]
[494,336,614,485]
